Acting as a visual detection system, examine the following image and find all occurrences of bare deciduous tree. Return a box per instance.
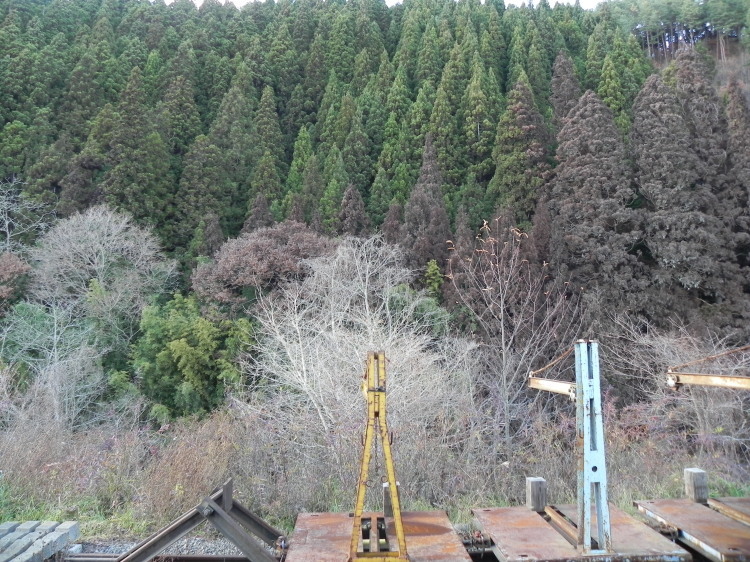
[28,205,175,348]
[0,302,108,430]
[0,177,54,255]
[448,218,581,461]
[235,236,483,513]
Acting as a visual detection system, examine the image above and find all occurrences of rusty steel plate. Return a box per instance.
[556,504,689,558]
[708,497,750,526]
[473,505,690,562]
[284,511,471,561]
[636,498,750,561]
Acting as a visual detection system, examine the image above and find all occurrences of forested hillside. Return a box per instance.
[1,0,750,532]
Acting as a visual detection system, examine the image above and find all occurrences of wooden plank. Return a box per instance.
[285,511,471,562]
[636,498,750,561]
[708,497,750,526]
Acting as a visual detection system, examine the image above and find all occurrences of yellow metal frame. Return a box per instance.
[349,352,409,561]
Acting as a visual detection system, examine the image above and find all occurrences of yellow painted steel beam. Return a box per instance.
[528,376,576,400]
[350,352,408,562]
[667,372,750,391]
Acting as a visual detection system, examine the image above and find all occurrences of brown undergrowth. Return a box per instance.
[2,393,747,537]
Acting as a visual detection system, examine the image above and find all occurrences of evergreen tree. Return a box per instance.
[400,134,452,269]
[415,23,443,90]
[299,153,325,224]
[157,75,202,161]
[57,104,118,216]
[358,80,388,162]
[631,74,745,325]
[284,125,314,211]
[266,21,301,106]
[386,66,411,123]
[597,54,628,131]
[327,9,356,83]
[549,90,642,324]
[525,21,552,113]
[550,51,582,130]
[479,5,507,91]
[381,200,403,246]
[243,193,275,233]
[462,52,498,186]
[583,20,613,91]
[253,85,287,179]
[342,110,374,196]
[175,134,234,250]
[724,80,750,271]
[101,69,173,234]
[338,183,371,236]
[368,165,394,227]
[250,150,284,221]
[487,72,550,229]
[320,147,349,233]
[207,74,258,232]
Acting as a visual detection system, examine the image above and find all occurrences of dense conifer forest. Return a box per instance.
[0,0,749,533]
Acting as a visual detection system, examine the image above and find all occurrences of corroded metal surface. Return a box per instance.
[473,504,690,562]
[285,511,471,561]
[557,504,688,558]
[708,497,750,526]
[636,498,750,561]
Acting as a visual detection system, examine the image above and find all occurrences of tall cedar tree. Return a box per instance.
[175,134,234,250]
[100,68,173,234]
[550,51,582,131]
[253,85,287,180]
[632,74,746,330]
[549,90,644,324]
[243,193,274,233]
[400,134,452,270]
[339,183,371,236]
[673,50,747,319]
[487,71,551,230]
[724,81,750,271]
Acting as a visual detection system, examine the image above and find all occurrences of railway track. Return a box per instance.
[65,555,248,562]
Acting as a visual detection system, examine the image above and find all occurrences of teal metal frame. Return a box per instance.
[575,340,612,553]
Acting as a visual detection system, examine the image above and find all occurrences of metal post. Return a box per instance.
[575,340,612,553]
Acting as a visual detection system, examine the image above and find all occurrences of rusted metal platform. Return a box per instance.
[707,497,750,526]
[284,510,472,561]
[635,498,750,561]
[472,504,690,562]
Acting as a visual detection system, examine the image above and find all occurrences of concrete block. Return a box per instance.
[12,540,43,562]
[0,531,26,553]
[39,529,76,560]
[56,521,80,541]
[0,520,78,562]
[0,523,19,540]
[36,522,59,534]
[0,531,43,562]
